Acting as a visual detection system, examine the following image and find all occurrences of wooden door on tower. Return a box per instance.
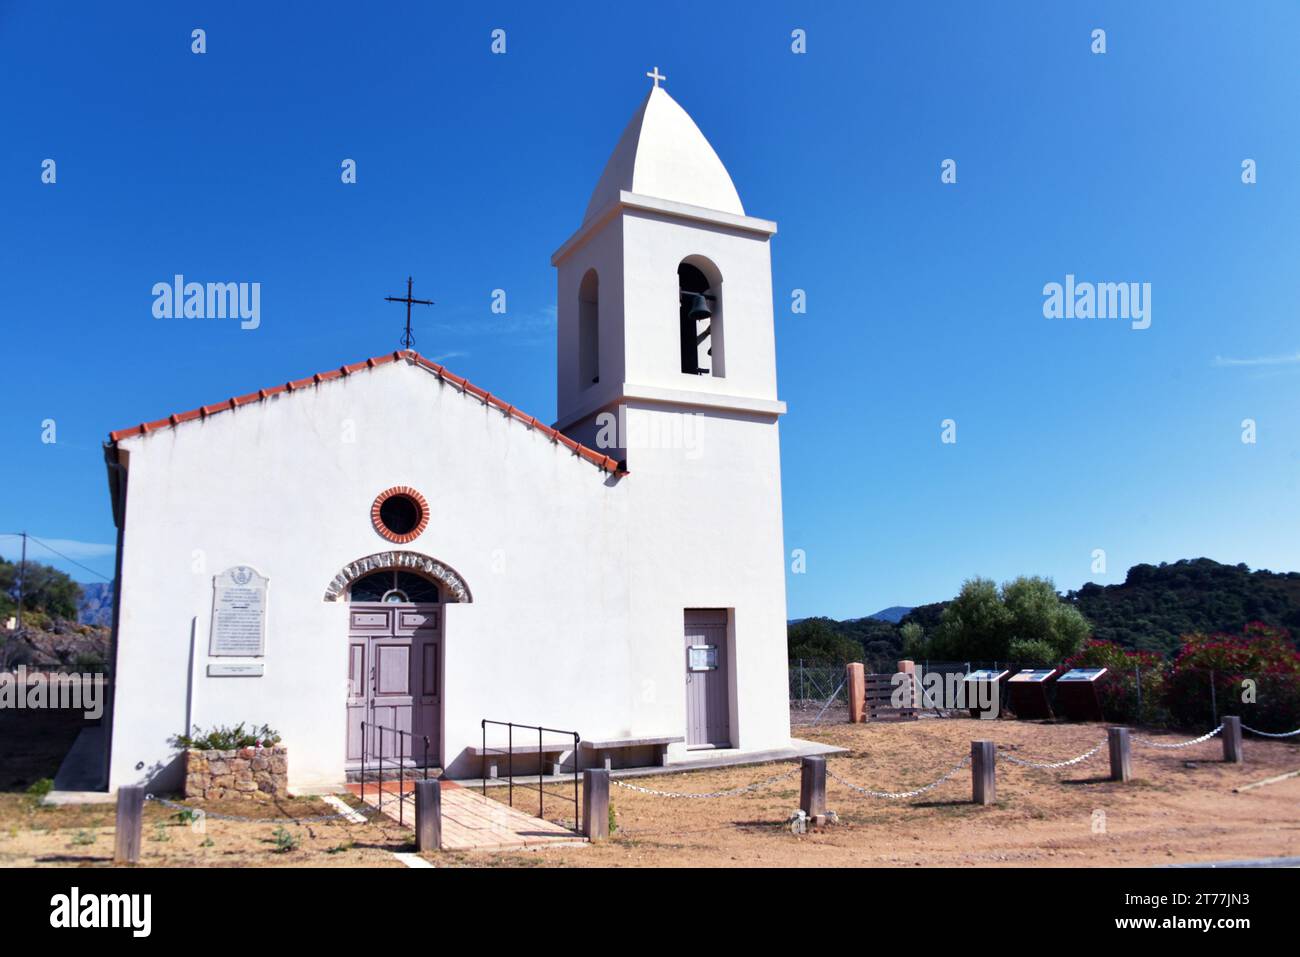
[683,609,731,748]
[346,604,440,766]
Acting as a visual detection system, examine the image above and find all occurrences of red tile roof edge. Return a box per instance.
[107,349,628,476]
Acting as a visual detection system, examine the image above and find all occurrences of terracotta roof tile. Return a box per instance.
[107,349,627,476]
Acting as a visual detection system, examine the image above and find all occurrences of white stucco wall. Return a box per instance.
[620,405,792,758]
[109,359,633,790]
[107,355,790,792]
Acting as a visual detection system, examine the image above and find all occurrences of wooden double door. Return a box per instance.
[346,603,440,767]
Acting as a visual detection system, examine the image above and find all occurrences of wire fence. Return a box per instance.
[789,659,850,726]
[789,660,1300,733]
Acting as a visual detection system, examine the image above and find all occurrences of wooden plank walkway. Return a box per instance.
[347,780,586,852]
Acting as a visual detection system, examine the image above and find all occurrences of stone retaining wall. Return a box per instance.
[184,746,288,801]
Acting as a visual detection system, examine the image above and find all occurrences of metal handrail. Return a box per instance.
[360,720,430,827]
[480,719,580,830]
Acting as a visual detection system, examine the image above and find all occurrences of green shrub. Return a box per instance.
[1165,623,1300,730]
[174,722,281,751]
[1007,638,1057,665]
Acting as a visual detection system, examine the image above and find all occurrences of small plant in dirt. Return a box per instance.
[71,829,96,845]
[173,808,200,826]
[150,822,170,842]
[271,826,299,853]
[25,778,53,806]
[325,840,353,855]
[173,722,281,751]
[200,836,215,848]
[608,803,617,835]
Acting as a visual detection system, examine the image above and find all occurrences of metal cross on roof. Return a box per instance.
[384,276,434,350]
[646,66,666,88]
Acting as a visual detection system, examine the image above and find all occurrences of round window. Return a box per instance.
[371,486,430,543]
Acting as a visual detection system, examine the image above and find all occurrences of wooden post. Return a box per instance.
[971,741,996,806]
[846,663,866,723]
[582,769,609,841]
[1107,727,1131,782]
[799,756,826,822]
[113,785,144,865]
[414,779,441,852]
[1222,715,1243,764]
[897,659,918,709]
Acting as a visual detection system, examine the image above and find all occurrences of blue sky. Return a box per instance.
[2,1,1298,618]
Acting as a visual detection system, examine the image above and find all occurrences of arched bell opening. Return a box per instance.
[678,257,724,377]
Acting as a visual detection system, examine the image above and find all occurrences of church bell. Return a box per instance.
[683,292,712,321]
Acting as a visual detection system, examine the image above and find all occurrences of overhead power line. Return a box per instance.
[1,532,114,582]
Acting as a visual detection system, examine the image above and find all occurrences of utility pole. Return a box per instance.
[16,531,26,630]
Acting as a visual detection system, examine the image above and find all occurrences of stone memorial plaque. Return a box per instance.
[209,566,268,657]
[207,663,265,677]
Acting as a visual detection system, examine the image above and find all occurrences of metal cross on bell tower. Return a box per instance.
[384,276,434,350]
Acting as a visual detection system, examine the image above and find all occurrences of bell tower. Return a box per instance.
[551,73,792,756]
[551,77,785,457]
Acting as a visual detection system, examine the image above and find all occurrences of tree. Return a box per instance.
[931,575,1089,663]
[899,620,927,659]
[0,555,82,620]
[1003,576,1090,662]
[932,577,1011,660]
[787,617,862,663]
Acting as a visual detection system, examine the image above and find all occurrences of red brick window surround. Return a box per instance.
[371,486,429,544]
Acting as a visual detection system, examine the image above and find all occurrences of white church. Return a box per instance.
[100,76,796,793]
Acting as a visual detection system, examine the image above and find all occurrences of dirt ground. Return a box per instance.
[4,711,1298,867]
[481,719,1300,868]
[0,709,408,868]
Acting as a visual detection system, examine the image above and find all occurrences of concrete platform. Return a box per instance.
[455,736,846,788]
[652,736,846,775]
[350,779,586,852]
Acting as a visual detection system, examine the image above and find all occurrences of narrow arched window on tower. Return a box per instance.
[578,269,600,387]
[678,260,722,377]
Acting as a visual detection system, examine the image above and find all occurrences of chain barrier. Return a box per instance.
[1133,724,1224,749]
[1242,723,1300,738]
[999,741,1106,769]
[826,754,971,800]
[612,766,799,799]
[145,793,380,824]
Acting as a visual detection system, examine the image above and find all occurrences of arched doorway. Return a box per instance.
[326,553,472,771]
[345,569,441,769]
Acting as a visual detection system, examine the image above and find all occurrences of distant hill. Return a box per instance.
[788,558,1300,663]
[868,606,912,623]
[1065,558,1300,656]
[77,582,114,627]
